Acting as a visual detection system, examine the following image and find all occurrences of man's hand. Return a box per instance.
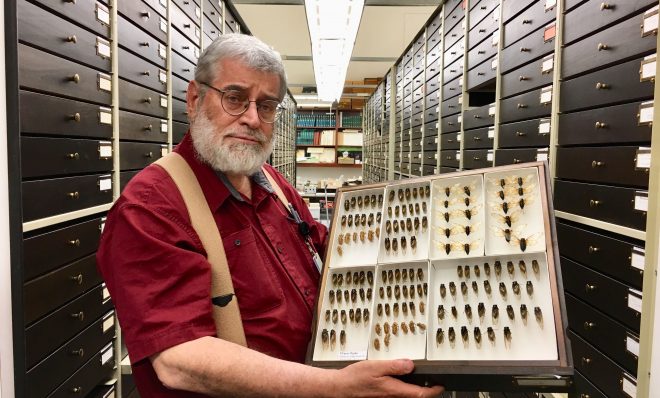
[334,359,444,398]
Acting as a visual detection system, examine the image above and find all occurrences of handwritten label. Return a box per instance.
[100,343,114,365]
[98,141,112,158]
[643,6,659,37]
[488,127,495,138]
[99,176,112,191]
[634,191,648,212]
[626,334,640,357]
[628,289,642,313]
[98,73,111,92]
[99,108,112,125]
[636,147,651,168]
[542,54,554,74]
[622,373,637,398]
[631,247,645,271]
[540,86,553,104]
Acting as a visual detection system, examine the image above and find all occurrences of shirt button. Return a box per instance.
[277,246,283,253]
[234,239,241,246]
[304,289,310,296]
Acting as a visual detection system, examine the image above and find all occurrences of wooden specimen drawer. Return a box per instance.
[564,0,657,45]
[426,53,441,82]
[444,1,465,33]
[424,107,439,124]
[47,345,115,398]
[119,141,165,170]
[413,35,425,62]
[554,180,647,231]
[501,0,535,24]
[422,165,436,176]
[442,77,462,100]
[441,132,460,150]
[422,151,437,164]
[118,78,168,118]
[204,0,223,25]
[443,39,465,70]
[22,174,113,222]
[117,0,167,44]
[494,148,543,166]
[203,14,222,40]
[441,114,461,133]
[427,11,442,38]
[500,24,555,74]
[569,370,607,398]
[467,37,498,70]
[422,135,438,151]
[500,86,553,123]
[463,103,495,130]
[21,137,113,179]
[463,127,494,149]
[441,95,461,116]
[560,57,655,113]
[427,27,442,53]
[498,118,551,148]
[171,2,201,45]
[172,98,189,123]
[501,55,553,98]
[565,294,639,375]
[440,166,458,174]
[466,57,496,90]
[172,74,190,101]
[469,6,499,50]
[19,44,112,106]
[19,91,112,139]
[119,110,168,142]
[556,146,650,188]
[558,101,653,146]
[443,56,464,85]
[563,12,657,79]
[469,0,499,30]
[32,0,111,39]
[173,0,201,26]
[118,47,167,94]
[171,26,200,65]
[503,1,556,48]
[424,120,439,136]
[462,149,492,169]
[440,150,460,168]
[118,15,166,69]
[18,0,111,72]
[425,87,440,110]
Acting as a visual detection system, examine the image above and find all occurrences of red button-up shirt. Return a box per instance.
[97,133,327,397]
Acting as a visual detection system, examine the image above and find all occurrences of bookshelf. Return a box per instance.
[295,109,364,167]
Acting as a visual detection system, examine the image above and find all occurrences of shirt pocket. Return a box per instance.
[222,226,285,319]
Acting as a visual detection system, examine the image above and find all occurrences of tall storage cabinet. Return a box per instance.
[5,1,296,396]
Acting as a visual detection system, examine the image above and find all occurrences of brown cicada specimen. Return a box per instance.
[520,304,528,320]
[436,328,444,345]
[512,281,521,295]
[526,281,534,296]
[506,305,515,320]
[321,329,329,348]
[484,280,492,295]
[437,304,445,320]
[478,302,485,318]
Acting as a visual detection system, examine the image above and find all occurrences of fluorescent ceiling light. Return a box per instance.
[305,0,365,102]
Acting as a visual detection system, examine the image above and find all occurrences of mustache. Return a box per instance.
[224,128,270,144]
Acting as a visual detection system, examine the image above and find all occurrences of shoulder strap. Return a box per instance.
[261,166,290,209]
[155,153,247,347]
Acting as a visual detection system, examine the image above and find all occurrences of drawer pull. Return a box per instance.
[591,160,605,168]
[140,42,150,47]
[596,82,609,89]
[63,0,76,3]
[71,386,83,394]
[446,156,452,160]
[479,29,486,33]
[474,136,482,141]
[580,394,591,398]
[145,152,154,158]
[600,3,612,10]
[520,47,530,52]
[581,357,592,365]
[474,115,481,119]
[522,19,532,24]
[144,124,153,131]
[478,50,486,55]
[473,157,481,161]
[65,35,77,44]
[71,311,85,321]
[595,121,607,129]
[70,274,83,284]
[70,348,85,357]
[597,43,609,51]
[448,122,454,125]
[585,283,597,293]
[450,69,457,73]
[588,245,600,254]
[69,74,80,83]
[519,76,529,81]
[517,103,527,109]
[67,191,80,199]
[184,24,191,28]
[513,158,521,164]
[583,321,596,330]
[447,139,454,143]
[142,70,151,76]
[143,97,152,104]
[140,11,151,19]
[70,113,81,122]
[478,72,485,76]
[589,199,602,207]
[182,46,190,50]
[68,239,81,247]
[66,152,80,160]
[516,131,527,136]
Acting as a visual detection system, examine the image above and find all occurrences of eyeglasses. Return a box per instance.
[199,82,281,124]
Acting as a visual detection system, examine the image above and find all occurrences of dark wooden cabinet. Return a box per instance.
[118,78,169,118]
[503,0,556,48]
[21,137,113,179]
[500,22,555,73]
[556,146,651,188]
[501,56,553,98]
[498,118,551,148]
[118,47,167,94]
[463,127,494,149]
[462,149,493,169]
[119,110,168,143]
[118,15,167,69]
[117,0,168,44]
[463,103,495,130]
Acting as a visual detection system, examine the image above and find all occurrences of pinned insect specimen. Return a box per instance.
[353,271,360,284]
[329,290,335,304]
[332,309,338,324]
[405,188,411,200]
[436,241,453,255]
[478,302,485,318]
[379,287,385,300]
[409,268,415,281]
[484,263,491,276]
[387,207,392,217]
[352,232,358,243]
[403,285,409,298]
[420,301,426,315]
[512,281,521,295]
[417,284,423,297]
[344,200,350,211]
[341,310,347,324]
[359,288,365,301]
[448,327,456,343]
[322,329,329,348]
[386,285,392,298]
[491,211,520,228]
[393,302,399,316]
[464,265,471,278]
[376,212,382,223]
[494,261,502,276]
[487,327,495,342]
[384,238,391,251]
[367,229,374,242]
[440,284,446,298]
[414,217,420,230]
[452,207,479,221]
[461,281,468,295]
[443,186,452,197]
[506,305,515,320]
[436,328,444,345]
[359,231,366,242]
[526,281,534,296]
[493,225,525,244]
[409,321,416,333]
[402,302,408,315]
[357,196,363,208]
[520,304,528,320]
[424,283,428,296]
[392,220,400,233]
[503,326,512,341]
[425,185,430,197]
[343,233,351,245]
[325,310,331,322]
[410,302,416,315]
[465,304,473,319]
[511,233,540,252]
[367,213,373,226]
[394,205,400,217]
[381,270,387,282]
[406,218,413,232]
[472,281,478,293]
[534,306,542,322]
[350,197,356,208]
[355,308,362,323]
[415,203,420,214]
[400,236,407,250]
[409,284,415,299]
[375,323,382,336]
[385,303,391,316]
[507,261,515,276]
[451,306,458,318]
[499,282,507,297]
[452,240,480,255]
[449,282,457,296]
[387,270,394,284]
[364,195,370,207]
[340,330,346,347]
[506,174,535,188]
[389,190,395,202]
[373,337,381,350]
[344,290,349,302]
[518,260,527,275]
[401,205,407,217]
[484,280,492,294]
[412,187,418,199]
[438,305,445,320]
[421,216,428,229]
[394,284,401,299]
[365,288,371,301]
[411,236,417,249]
[401,322,409,334]
[532,259,540,275]
[383,322,390,335]
[377,303,383,316]
[398,189,404,201]
[350,289,357,303]
[492,304,499,320]
[408,203,414,215]
[474,327,482,343]
[367,271,374,285]
[392,322,399,336]
[474,265,480,278]
[371,194,377,207]
[461,326,469,342]
[417,323,427,331]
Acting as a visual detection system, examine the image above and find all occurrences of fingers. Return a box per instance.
[343,360,445,398]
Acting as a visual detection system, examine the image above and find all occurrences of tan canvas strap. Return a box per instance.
[156,153,247,346]
[262,166,291,209]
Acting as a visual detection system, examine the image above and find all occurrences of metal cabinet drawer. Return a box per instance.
[469,6,499,49]
[441,113,461,133]
[172,2,201,44]
[424,120,439,136]
[24,253,102,325]
[403,83,413,98]
[467,36,498,70]
[423,135,438,151]
[422,151,436,164]
[427,11,442,37]
[425,88,440,110]
[500,24,555,73]
[554,180,647,231]
[117,0,168,44]
[498,118,551,148]
[562,258,641,333]
[558,101,653,146]
[427,26,442,52]
[19,44,112,106]
[441,95,461,116]
[503,1,556,48]
[558,221,644,290]
[444,40,465,70]
[569,330,638,398]
[48,345,116,398]
[495,148,543,166]
[500,86,553,123]
[225,7,239,33]
[556,146,650,188]
[470,0,499,28]
[23,217,103,282]
[22,174,113,222]
[440,166,458,174]
[172,74,190,101]
[440,150,460,168]
[411,139,422,152]
[443,56,464,84]
[443,77,462,100]
[569,370,608,398]
[118,47,167,94]
[462,149,492,169]
[422,165,436,176]
[426,52,442,81]
[19,91,113,139]
[424,107,439,124]
[25,285,112,368]
[171,27,200,64]
[564,0,657,45]
[119,141,165,170]
[463,103,495,130]
[444,20,465,52]
[32,0,111,39]
[560,57,654,113]
[410,151,422,165]
[118,15,166,69]
[26,313,115,397]
[463,127,494,149]
[172,98,189,123]
[412,105,424,123]
[563,12,657,79]
[203,14,222,40]
[501,56,553,98]
[501,0,535,24]
[173,0,201,26]
[466,57,496,90]
[21,137,113,179]
[413,35,425,59]
[18,0,111,73]
[118,78,168,118]
[204,0,223,22]
[441,132,460,150]
[445,0,465,32]
[119,110,168,142]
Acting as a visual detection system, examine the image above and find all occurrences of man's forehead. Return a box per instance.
[214,59,280,96]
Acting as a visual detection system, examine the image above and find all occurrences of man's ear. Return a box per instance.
[186,80,201,122]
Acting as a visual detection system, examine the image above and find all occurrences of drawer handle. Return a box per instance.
[65,35,77,44]
[479,29,486,33]
[585,283,597,293]
[473,156,481,161]
[451,52,457,55]
[581,357,592,365]
[71,311,85,321]
[591,160,605,168]
[68,239,81,247]
[520,47,530,52]
[583,321,596,330]
[66,152,80,160]
[446,156,452,160]
[589,199,602,207]
[448,105,456,108]
[71,386,83,394]
[588,245,600,254]
[597,43,609,51]
[145,152,154,158]
[182,45,190,50]
[596,82,609,90]
[67,191,80,199]
[143,97,152,104]
[474,136,482,141]
[600,3,612,10]
[70,348,85,357]
[517,103,527,109]
[516,131,527,136]
[70,274,83,285]
[69,74,80,83]
[478,50,486,55]
[142,70,151,76]
[183,68,191,72]
[184,24,191,28]
[144,124,153,131]
[447,139,454,143]
[140,42,150,47]
[519,76,529,81]
[448,122,454,125]
[474,115,481,119]
[595,121,607,129]
[70,113,81,122]
[580,394,591,398]
[450,69,457,73]
[522,19,532,24]
[140,11,151,19]
[478,72,485,76]
[513,158,521,164]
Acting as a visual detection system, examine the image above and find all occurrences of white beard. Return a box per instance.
[190,111,274,176]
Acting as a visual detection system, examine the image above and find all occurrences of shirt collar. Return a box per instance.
[214,168,274,202]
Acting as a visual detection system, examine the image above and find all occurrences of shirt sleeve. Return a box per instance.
[97,199,217,364]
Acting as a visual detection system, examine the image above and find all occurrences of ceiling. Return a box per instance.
[233,1,437,106]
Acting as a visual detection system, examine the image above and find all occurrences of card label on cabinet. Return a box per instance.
[488,105,496,116]
[98,141,112,158]
[102,283,110,300]
[99,107,112,125]
[642,6,659,37]
[536,148,548,162]
[488,126,495,138]
[544,22,556,42]
[627,289,642,314]
[540,86,553,104]
[196,6,201,18]
[491,57,498,70]
[457,115,462,124]
[640,54,656,81]
[487,150,494,162]
[159,43,167,60]
[100,216,106,233]
[631,247,645,271]
[492,30,499,47]
[160,0,167,6]
[98,73,111,92]
[160,17,167,33]
[622,373,637,398]
[626,334,640,358]
[96,37,111,58]
[195,27,201,40]
[159,69,167,84]
[161,145,169,157]
[638,101,654,125]
[100,343,114,365]
[160,95,168,108]
[456,151,461,161]
[458,95,463,104]
[539,119,551,135]
[99,175,112,191]
[102,312,114,332]
[457,133,462,142]
[96,3,110,26]
[161,120,168,133]
[542,54,554,74]
[459,77,464,87]
[545,0,557,11]
[634,191,649,212]
[434,137,438,144]
[434,167,438,174]
[194,48,200,58]
[635,147,651,168]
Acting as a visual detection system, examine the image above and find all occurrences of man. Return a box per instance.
[97,33,443,397]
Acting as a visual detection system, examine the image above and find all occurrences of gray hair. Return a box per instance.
[195,33,287,100]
